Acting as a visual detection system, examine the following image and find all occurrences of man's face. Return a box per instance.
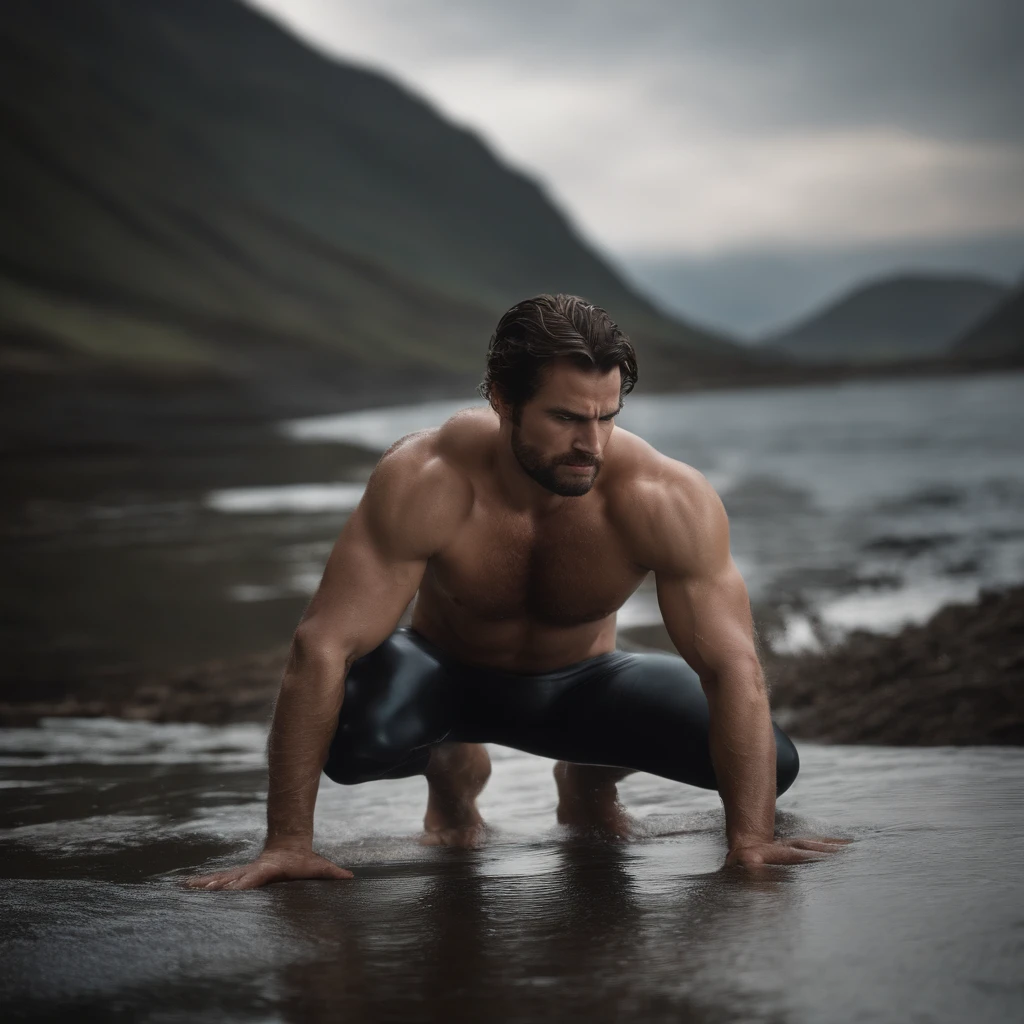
[507,360,622,497]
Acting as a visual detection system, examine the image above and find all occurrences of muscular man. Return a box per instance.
[189,294,845,891]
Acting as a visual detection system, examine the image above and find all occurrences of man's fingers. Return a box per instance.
[225,875,264,890]
[183,866,267,890]
[789,839,848,853]
[732,846,822,867]
[193,871,252,890]
[184,856,352,891]
[319,864,354,880]
[231,868,275,889]
[187,868,268,889]
[726,833,853,870]
[764,846,826,865]
[184,872,228,888]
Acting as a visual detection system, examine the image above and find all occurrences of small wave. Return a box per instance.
[818,579,980,635]
[204,483,365,514]
[282,399,484,448]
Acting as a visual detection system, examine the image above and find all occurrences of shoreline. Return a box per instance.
[2,585,1020,746]
[762,585,1024,745]
[2,359,1020,459]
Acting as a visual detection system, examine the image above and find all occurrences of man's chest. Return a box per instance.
[424,504,648,627]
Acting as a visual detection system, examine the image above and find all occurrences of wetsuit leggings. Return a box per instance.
[324,627,799,795]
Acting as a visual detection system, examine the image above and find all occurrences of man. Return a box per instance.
[189,294,845,891]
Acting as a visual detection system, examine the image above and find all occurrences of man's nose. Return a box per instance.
[573,421,602,453]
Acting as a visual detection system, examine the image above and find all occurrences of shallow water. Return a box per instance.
[2,720,1023,1022]
[4,374,1022,680]
[277,374,1024,648]
[4,374,1023,1018]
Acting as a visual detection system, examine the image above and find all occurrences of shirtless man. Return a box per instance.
[188,294,845,891]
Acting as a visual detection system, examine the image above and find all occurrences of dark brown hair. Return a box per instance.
[478,294,638,409]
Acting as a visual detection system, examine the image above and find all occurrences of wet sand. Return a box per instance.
[2,720,1022,1023]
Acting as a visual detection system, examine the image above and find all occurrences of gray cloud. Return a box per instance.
[262,0,1024,142]
[246,0,1024,327]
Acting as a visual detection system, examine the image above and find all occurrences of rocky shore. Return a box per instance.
[2,586,1021,746]
[763,585,1024,745]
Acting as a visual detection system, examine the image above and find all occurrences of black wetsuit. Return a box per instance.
[324,627,799,795]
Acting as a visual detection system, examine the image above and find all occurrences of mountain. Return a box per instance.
[759,274,1007,364]
[0,0,771,411]
[948,281,1024,362]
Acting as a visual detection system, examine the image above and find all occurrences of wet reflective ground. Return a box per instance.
[3,374,1022,1019]
[2,721,1022,1023]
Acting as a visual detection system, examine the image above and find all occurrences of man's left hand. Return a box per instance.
[726,836,851,867]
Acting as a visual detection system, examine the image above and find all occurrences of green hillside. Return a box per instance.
[0,0,763,393]
[760,274,1007,364]
[949,281,1024,362]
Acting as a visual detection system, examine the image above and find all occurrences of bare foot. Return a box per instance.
[553,761,642,840]
[418,822,487,848]
[420,742,492,848]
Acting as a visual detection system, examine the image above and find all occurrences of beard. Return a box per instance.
[510,425,601,497]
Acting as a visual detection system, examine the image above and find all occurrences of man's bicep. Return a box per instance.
[295,436,468,661]
[655,562,758,684]
[296,502,427,662]
[643,465,761,684]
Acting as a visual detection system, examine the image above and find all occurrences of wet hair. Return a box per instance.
[478,294,638,410]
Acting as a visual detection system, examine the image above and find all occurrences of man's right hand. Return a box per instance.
[184,845,353,890]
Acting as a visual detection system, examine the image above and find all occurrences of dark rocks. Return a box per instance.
[764,585,1024,745]
[0,651,287,727]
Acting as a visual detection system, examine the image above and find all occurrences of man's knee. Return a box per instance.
[775,727,800,796]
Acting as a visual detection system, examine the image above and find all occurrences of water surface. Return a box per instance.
[271,374,1024,648]
[5,373,1021,680]
[1,720,1022,1022]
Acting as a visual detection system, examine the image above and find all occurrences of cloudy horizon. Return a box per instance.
[245,0,1024,336]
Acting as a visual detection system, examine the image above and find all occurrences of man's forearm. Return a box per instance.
[264,632,349,849]
[704,666,777,850]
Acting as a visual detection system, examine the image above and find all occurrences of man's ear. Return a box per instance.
[490,388,514,424]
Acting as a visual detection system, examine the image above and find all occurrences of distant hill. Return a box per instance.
[0,0,771,407]
[760,274,1007,364]
[949,281,1024,362]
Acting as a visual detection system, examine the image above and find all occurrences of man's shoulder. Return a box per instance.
[375,405,491,488]
[605,429,726,572]
[607,429,717,513]
[360,411,484,550]
[436,405,498,460]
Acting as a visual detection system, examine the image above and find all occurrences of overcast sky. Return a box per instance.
[246,0,1024,335]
